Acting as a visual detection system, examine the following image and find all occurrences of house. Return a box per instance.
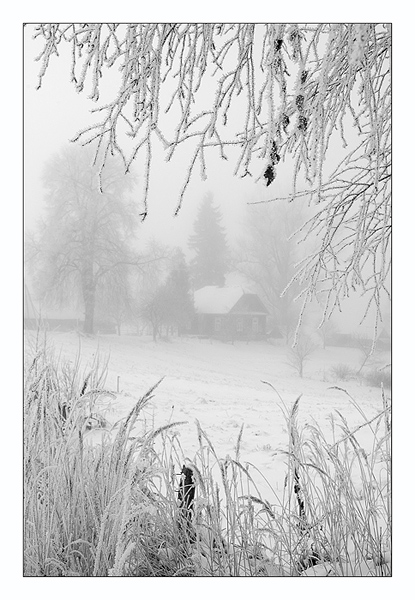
[191,286,269,341]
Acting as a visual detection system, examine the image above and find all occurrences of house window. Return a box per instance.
[252,317,259,333]
[236,318,243,332]
[214,317,222,332]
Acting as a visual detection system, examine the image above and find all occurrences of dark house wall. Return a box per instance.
[191,292,269,340]
[227,313,267,339]
[192,312,267,340]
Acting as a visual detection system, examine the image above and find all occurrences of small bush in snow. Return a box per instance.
[286,335,317,378]
[330,363,357,381]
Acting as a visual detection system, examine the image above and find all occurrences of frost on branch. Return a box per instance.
[32,23,391,326]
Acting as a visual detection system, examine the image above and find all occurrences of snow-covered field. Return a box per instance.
[26,330,390,502]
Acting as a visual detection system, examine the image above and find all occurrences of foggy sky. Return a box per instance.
[24,25,293,251]
[23,24,390,334]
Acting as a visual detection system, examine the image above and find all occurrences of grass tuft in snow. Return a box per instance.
[24,342,391,576]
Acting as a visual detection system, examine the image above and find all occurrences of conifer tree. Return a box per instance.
[188,193,229,289]
[164,248,194,334]
[138,246,194,339]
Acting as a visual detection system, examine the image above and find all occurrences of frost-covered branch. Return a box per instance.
[31,23,391,326]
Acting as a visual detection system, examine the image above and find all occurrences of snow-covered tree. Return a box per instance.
[129,240,170,338]
[139,247,194,340]
[139,285,172,341]
[286,333,317,378]
[316,319,338,350]
[234,201,305,343]
[164,248,194,333]
[27,145,138,334]
[96,263,133,335]
[189,193,229,289]
[30,24,391,329]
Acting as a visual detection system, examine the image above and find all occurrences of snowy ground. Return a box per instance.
[25,330,390,502]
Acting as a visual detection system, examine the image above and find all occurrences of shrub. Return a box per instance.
[330,363,357,381]
[286,335,317,378]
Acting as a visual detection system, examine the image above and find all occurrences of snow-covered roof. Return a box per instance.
[194,286,247,314]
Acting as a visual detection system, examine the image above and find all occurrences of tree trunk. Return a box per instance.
[83,292,95,334]
[82,266,96,335]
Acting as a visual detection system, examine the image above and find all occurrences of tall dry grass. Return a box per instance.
[24,340,391,576]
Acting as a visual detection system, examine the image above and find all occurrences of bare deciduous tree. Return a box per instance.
[139,285,172,342]
[234,201,306,344]
[129,240,170,337]
[97,264,133,335]
[26,145,139,334]
[316,319,338,350]
[286,334,317,378]
[353,333,376,375]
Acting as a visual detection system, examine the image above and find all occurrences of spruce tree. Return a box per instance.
[188,193,229,290]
